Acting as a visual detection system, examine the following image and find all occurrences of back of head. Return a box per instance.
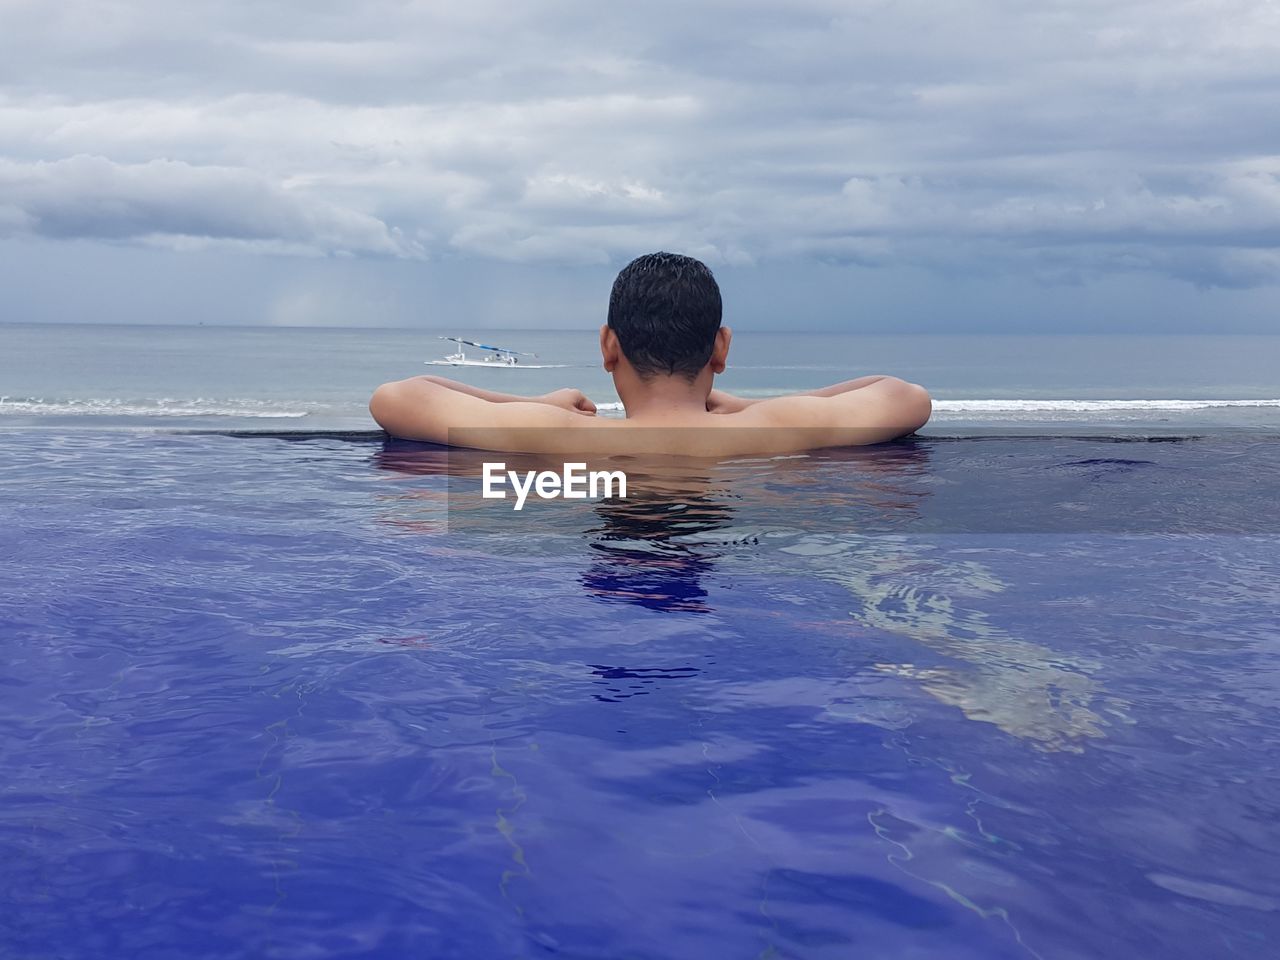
[607,252,722,380]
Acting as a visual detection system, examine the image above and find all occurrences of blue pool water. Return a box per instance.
[3,431,1280,959]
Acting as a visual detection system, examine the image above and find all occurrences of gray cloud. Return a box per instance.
[1,0,1279,328]
[0,155,420,256]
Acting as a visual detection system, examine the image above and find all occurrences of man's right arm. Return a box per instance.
[407,375,596,409]
[369,376,595,446]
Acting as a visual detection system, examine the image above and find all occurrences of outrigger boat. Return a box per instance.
[425,336,553,368]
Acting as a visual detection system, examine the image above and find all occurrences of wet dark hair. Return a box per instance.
[606,252,722,380]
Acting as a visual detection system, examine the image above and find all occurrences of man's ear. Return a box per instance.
[709,326,732,374]
[600,324,621,372]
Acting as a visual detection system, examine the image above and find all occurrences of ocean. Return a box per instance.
[3,323,1279,432]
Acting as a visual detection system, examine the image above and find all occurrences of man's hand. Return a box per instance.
[540,388,597,416]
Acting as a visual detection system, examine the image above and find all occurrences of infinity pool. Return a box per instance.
[3,431,1278,959]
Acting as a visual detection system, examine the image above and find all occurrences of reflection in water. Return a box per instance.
[772,442,1116,750]
[373,438,454,476]
[703,443,1117,751]
[588,663,703,702]
[370,437,1119,748]
[369,439,456,533]
[574,441,940,614]
[833,540,1114,751]
[580,474,738,613]
[373,440,742,613]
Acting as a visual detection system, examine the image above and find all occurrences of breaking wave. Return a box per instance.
[0,396,311,418]
[599,398,1280,416]
[932,399,1280,412]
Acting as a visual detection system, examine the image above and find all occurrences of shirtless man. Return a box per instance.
[369,252,931,456]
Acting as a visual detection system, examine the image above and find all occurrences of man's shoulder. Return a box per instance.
[727,394,832,427]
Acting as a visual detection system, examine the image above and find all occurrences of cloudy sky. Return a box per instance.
[1,0,1279,331]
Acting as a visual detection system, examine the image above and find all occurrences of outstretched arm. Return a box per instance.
[369,376,596,446]
[736,376,932,446]
[409,375,596,411]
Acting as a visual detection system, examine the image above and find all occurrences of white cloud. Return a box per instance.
[0,0,1278,291]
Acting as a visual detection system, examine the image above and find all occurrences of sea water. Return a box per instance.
[2,324,1279,431]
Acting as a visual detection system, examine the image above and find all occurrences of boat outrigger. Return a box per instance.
[425,337,546,368]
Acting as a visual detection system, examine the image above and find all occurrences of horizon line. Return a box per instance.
[2,320,1277,337]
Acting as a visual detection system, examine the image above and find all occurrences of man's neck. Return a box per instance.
[616,369,712,419]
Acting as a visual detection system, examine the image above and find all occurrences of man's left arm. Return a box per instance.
[741,377,931,447]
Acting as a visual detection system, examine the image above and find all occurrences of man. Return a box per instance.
[369,252,931,456]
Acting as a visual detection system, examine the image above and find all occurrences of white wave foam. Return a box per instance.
[0,396,310,418]
[932,399,1280,412]
[599,398,1279,415]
